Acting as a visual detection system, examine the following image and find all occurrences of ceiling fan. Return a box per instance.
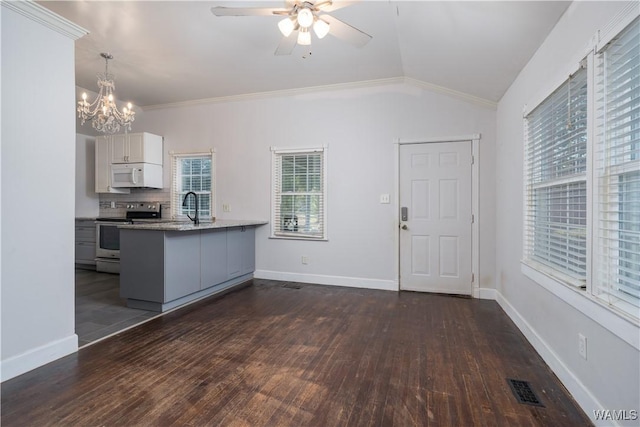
[211,0,372,55]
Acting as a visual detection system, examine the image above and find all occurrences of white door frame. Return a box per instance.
[394,134,481,297]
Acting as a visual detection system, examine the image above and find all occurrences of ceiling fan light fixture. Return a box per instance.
[278,17,295,37]
[297,8,313,28]
[297,28,311,45]
[313,18,330,39]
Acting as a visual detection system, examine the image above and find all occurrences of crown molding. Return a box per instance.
[2,0,88,40]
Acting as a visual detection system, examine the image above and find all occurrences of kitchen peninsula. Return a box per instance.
[119,220,267,312]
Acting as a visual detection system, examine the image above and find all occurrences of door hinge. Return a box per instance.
[471,155,475,165]
[471,214,475,223]
[472,273,475,283]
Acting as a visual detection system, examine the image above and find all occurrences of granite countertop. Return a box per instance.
[76,217,97,221]
[118,219,268,231]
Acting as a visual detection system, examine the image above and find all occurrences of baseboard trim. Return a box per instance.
[475,287,496,300]
[254,270,398,291]
[1,334,78,382]
[494,291,606,426]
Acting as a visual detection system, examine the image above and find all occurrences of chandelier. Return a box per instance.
[77,53,135,134]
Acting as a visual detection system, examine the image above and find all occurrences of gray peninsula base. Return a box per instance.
[120,225,257,312]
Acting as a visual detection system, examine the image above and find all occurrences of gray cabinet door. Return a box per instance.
[164,231,201,301]
[228,226,256,278]
[227,227,242,279]
[120,229,165,302]
[201,229,228,289]
[241,227,255,275]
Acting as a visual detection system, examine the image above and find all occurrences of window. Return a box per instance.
[524,16,639,319]
[594,17,640,314]
[524,67,589,286]
[271,147,327,239]
[171,152,214,220]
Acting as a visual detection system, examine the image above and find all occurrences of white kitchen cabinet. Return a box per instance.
[110,133,127,164]
[95,136,129,193]
[110,132,162,165]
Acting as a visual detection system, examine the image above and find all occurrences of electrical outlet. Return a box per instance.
[110,201,116,209]
[222,203,230,212]
[301,256,309,265]
[578,333,587,360]
[380,194,390,204]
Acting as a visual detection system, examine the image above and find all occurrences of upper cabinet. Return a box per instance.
[95,135,129,194]
[95,132,164,193]
[110,132,163,165]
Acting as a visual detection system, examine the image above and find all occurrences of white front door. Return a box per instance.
[399,142,472,295]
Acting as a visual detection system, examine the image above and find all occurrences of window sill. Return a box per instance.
[269,236,328,242]
[521,261,639,351]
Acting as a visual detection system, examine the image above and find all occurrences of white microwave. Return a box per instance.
[110,163,163,188]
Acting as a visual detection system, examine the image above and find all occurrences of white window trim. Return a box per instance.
[521,5,640,333]
[170,149,216,221]
[591,16,640,320]
[596,1,639,50]
[523,64,589,287]
[270,145,328,241]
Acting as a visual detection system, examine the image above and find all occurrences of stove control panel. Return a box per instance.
[126,202,161,213]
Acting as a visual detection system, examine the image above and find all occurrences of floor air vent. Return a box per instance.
[507,379,545,407]
[282,283,302,289]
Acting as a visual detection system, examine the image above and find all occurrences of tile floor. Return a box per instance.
[75,269,157,347]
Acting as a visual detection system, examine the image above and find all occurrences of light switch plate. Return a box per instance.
[380,194,390,204]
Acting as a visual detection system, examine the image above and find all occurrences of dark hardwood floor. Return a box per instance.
[2,279,591,426]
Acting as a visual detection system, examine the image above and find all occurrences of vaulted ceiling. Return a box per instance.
[40,1,571,108]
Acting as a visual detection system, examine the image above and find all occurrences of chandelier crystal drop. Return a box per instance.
[77,53,135,134]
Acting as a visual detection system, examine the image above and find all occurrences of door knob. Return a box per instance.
[401,224,408,230]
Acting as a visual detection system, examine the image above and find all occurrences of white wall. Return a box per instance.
[75,134,99,217]
[1,4,84,380]
[495,1,640,425]
[134,81,496,291]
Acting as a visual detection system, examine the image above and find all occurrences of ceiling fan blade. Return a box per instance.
[211,7,287,16]
[275,32,297,55]
[320,14,372,47]
[316,1,358,13]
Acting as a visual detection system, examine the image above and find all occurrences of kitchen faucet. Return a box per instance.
[182,191,199,225]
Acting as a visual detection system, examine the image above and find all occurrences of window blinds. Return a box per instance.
[595,17,640,312]
[272,148,326,239]
[170,152,213,220]
[524,67,589,284]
